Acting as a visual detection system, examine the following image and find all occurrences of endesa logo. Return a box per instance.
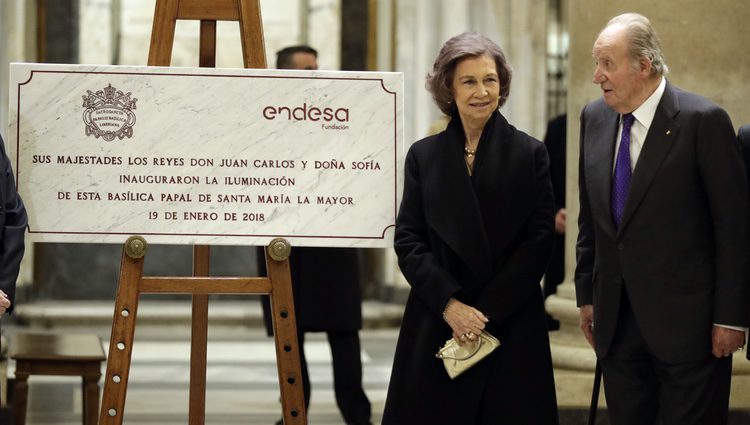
[262,102,350,123]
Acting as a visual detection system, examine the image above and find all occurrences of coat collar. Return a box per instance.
[422,113,499,282]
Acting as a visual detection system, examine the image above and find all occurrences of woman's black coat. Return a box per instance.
[382,112,559,424]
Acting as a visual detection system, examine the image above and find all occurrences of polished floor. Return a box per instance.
[4,301,750,425]
[4,325,395,424]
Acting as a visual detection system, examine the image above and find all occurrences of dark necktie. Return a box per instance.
[611,113,635,227]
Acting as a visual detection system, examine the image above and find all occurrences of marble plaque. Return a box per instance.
[8,63,403,247]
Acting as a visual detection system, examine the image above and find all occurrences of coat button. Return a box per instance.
[617,243,624,251]
[615,277,623,284]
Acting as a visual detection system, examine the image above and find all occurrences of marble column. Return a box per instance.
[545,0,750,407]
[79,0,114,65]
[340,0,367,70]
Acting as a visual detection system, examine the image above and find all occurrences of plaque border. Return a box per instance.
[13,68,401,243]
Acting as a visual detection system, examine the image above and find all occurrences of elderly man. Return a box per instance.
[575,13,749,425]
[738,124,750,363]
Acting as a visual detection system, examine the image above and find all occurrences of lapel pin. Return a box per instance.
[666,130,671,135]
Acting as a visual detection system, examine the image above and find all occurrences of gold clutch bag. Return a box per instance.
[435,331,500,379]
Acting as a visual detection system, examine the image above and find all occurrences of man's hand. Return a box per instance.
[554,208,566,235]
[711,326,746,358]
[579,304,595,349]
[0,290,11,315]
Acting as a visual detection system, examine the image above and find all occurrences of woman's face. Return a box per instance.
[451,54,500,128]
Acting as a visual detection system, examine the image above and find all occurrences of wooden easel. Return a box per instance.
[98,1,306,423]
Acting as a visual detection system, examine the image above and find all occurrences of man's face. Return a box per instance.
[591,26,650,114]
[291,52,318,70]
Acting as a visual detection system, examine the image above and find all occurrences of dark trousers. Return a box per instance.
[297,330,371,425]
[600,291,732,425]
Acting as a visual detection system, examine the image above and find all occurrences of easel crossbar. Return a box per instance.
[177,0,243,20]
[140,277,272,293]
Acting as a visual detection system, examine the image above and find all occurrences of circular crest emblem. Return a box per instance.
[82,83,138,141]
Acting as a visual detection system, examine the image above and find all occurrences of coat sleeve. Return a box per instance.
[574,106,595,307]
[473,141,554,326]
[696,108,750,326]
[0,136,27,314]
[394,146,464,317]
[739,125,750,187]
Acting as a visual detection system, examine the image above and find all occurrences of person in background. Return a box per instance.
[382,32,558,424]
[576,13,748,425]
[542,113,567,330]
[275,45,319,70]
[0,134,27,316]
[0,133,28,405]
[258,45,372,425]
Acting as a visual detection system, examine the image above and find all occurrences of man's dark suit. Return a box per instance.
[0,134,28,406]
[0,135,27,313]
[576,81,749,423]
[737,124,750,362]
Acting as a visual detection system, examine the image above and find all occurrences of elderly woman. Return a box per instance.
[382,32,559,424]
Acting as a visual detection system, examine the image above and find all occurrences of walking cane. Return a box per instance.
[588,360,602,425]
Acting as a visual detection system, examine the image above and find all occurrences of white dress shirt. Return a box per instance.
[612,77,666,172]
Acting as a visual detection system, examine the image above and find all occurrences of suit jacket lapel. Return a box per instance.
[617,81,679,235]
[586,106,619,239]
[423,116,493,282]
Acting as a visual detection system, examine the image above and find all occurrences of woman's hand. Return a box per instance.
[443,299,489,344]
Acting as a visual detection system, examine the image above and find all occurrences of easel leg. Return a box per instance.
[189,245,210,425]
[266,249,307,424]
[147,0,179,66]
[99,246,144,424]
[238,0,268,68]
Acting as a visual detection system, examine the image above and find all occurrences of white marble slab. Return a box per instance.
[8,63,403,247]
